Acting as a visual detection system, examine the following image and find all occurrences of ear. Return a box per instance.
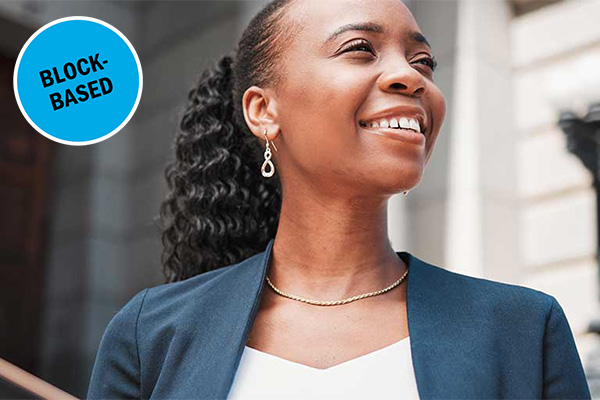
[242,86,281,142]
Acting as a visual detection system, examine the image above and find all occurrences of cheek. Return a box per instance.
[278,63,369,164]
[286,64,366,122]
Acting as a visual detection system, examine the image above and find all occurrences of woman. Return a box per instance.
[87,0,592,399]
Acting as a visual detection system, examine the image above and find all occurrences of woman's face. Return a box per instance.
[269,0,446,196]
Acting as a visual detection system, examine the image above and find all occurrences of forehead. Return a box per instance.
[288,0,422,43]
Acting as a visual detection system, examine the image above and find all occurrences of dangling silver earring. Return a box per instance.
[261,128,278,178]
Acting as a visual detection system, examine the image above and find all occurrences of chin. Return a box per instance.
[371,165,424,195]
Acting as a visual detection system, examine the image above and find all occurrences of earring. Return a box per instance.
[261,128,278,178]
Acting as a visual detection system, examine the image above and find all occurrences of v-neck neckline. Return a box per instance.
[242,335,410,373]
[187,238,479,399]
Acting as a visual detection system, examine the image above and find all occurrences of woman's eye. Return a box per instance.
[340,40,375,54]
[415,56,438,72]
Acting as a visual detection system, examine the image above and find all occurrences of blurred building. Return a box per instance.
[0,0,598,397]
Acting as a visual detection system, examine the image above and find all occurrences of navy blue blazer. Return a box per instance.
[87,238,592,399]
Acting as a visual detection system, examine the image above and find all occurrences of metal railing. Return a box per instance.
[0,357,78,400]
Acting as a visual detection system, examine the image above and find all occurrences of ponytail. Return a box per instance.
[160,0,294,283]
[160,53,281,283]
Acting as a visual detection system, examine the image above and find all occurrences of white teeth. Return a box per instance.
[362,116,424,134]
[409,118,421,133]
[399,117,410,129]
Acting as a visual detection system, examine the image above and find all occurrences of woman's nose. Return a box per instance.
[377,60,427,97]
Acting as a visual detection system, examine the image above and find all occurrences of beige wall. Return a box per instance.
[511,0,600,370]
[409,0,600,379]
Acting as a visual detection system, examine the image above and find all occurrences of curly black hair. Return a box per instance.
[159,0,299,283]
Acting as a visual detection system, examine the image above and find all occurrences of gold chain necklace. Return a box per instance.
[265,268,409,306]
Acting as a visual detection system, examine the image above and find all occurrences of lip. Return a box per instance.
[360,124,426,146]
[359,105,428,136]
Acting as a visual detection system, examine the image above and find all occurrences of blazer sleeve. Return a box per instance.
[87,288,149,400]
[542,296,591,400]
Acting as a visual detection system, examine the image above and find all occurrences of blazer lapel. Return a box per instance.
[207,238,276,399]
[210,237,469,400]
[405,250,472,399]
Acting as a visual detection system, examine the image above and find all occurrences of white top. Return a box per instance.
[227,336,420,399]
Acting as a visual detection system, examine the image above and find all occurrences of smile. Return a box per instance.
[359,123,426,146]
[359,115,425,135]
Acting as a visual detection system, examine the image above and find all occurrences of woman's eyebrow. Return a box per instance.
[323,22,431,49]
[408,31,431,49]
[324,22,384,44]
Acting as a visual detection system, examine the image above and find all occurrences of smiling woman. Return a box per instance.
[87,1,591,399]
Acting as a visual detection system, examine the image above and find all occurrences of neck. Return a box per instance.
[268,192,407,302]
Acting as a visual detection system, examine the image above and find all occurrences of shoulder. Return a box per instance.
[412,257,591,398]
[117,250,265,327]
[413,255,556,322]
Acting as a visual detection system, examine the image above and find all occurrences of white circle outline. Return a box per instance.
[13,16,143,146]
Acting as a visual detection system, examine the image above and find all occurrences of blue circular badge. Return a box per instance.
[14,16,143,146]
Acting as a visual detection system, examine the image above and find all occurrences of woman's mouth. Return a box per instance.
[359,118,424,135]
[359,121,426,146]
